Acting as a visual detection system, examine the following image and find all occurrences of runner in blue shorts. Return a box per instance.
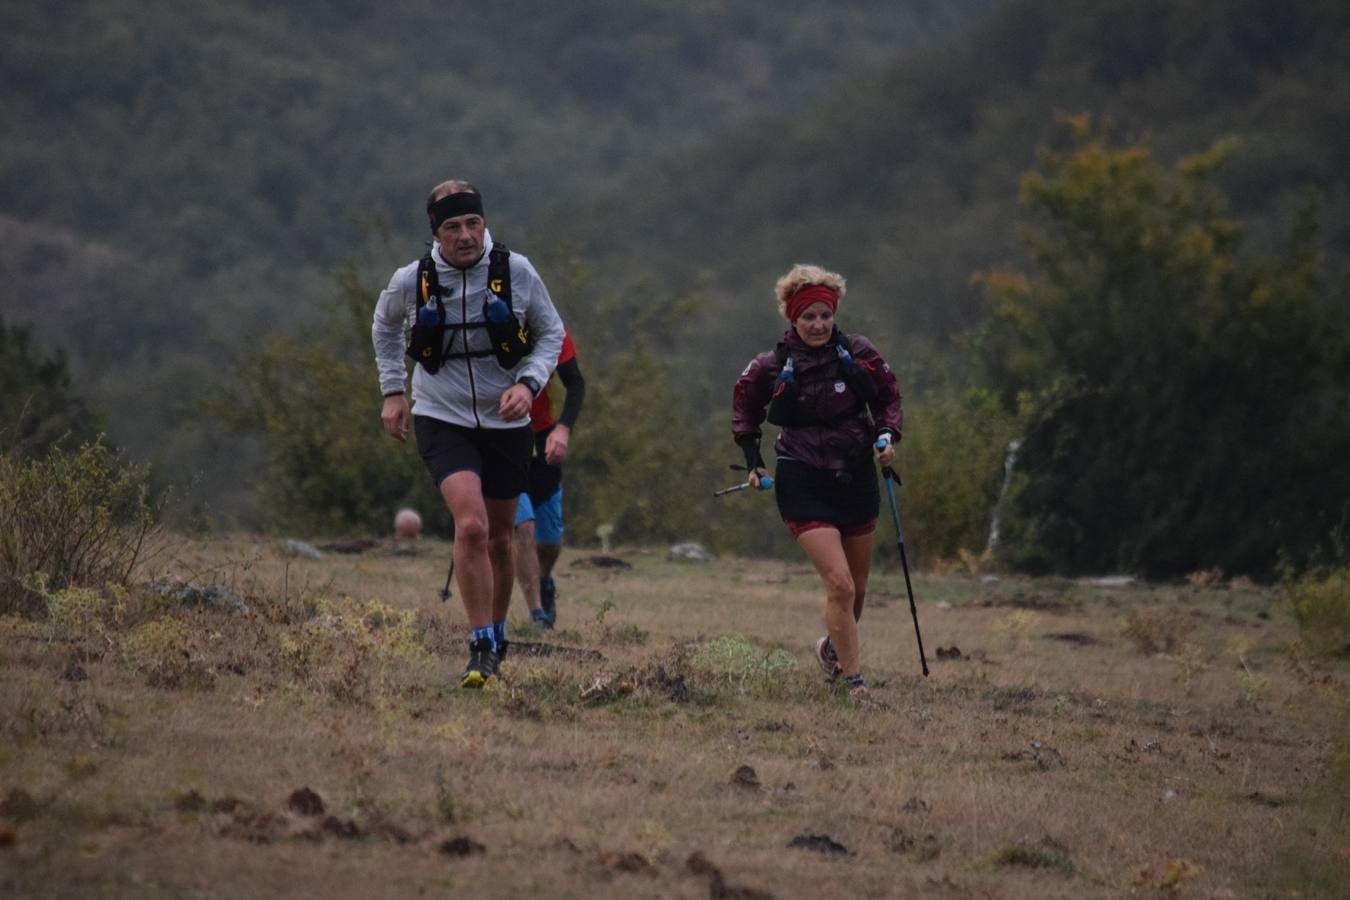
[514,328,585,628]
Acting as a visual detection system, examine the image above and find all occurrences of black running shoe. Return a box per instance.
[460,638,497,689]
[540,575,557,623]
[496,639,509,662]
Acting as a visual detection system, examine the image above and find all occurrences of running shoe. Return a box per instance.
[530,608,553,629]
[539,575,557,623]
[459,638,497,689]
[814,635,842,682]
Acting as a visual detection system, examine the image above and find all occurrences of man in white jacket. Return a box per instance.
[373,180,564,687]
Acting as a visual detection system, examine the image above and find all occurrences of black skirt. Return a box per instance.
[774,456,879,526]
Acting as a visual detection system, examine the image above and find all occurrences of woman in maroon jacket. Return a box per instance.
[732,264,903,700]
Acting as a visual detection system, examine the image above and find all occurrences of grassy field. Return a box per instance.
[1,536,1347,899]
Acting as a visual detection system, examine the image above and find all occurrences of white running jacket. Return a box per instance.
[372,230,565,429]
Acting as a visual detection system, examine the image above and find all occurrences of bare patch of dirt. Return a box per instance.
[286,787,325,817]
[510,641,605,661]
[731,765,761,790]
[788,833,850,855]
[438,835,486,856]
[687,851,778,899]
[173,789,207,813]
[580,646,698,705]
[984,593,1077,613]
[1045,632,1102,646]
[316,539,378,554]
[570,555,633,570]
[593,850,655,877]
[0,788,39,823]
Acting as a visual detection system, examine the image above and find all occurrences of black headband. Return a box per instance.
[427,192,485,232]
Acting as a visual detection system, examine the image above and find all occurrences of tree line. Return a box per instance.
[3,0,1348,578]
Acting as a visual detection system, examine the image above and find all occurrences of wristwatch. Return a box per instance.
[517,376,541,396]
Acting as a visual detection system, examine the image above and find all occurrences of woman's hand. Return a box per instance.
[748,467,770,489]
[874,434,896,467]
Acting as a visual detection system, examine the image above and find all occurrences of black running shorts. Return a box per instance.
[414,415,533,500]
[773,456,879,529]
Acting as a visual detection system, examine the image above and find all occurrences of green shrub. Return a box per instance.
[690,634,797,698]
[124,618,215,690]
[1286,566,1350,659]
[24,575,127,643]
[0,440,160,615]
[278,596,430,704]
[901,385,1019,567]
[994,838,1075,875]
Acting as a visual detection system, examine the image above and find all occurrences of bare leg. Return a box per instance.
[440,471,494,629]
[537,542,562,580]
[841,530,874,623]
[486,497,519,624]
[797,527,862,678]
[514,518,543,613]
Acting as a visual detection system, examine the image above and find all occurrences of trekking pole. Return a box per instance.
[877,438,929,677]
[713,475,773,497]
[439,558,454,602]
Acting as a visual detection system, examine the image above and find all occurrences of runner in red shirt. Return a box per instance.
[513,328,585,627]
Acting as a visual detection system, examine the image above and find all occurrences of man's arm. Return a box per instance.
[555,358,585,429]
[499,256,563,422]
[373,266,414,397]
[514,259,564,392]
[373,265,415,439]
[544,357,585,464]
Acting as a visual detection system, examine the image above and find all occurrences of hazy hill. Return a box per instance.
[570,0,1350,404]
[0,0,994,515]
[4,0,1348,527]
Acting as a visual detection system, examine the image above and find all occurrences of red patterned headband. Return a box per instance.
[785,284,839,321]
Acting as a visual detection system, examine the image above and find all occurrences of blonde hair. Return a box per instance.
[774,264,847,318]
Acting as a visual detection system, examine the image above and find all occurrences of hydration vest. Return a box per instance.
[406,243,531,374]
[766,329,878,428]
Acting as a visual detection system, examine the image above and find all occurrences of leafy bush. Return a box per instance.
[900,385,1019,567]
[0,440,160,615]
[206,262,448,537]
[689,634,797,698]
[124,619,215,690]
[278,596,430,703]
[977,121,1350,578]
[24,575,127,643]
[0,313,102,457]
[1286,566,1350,659]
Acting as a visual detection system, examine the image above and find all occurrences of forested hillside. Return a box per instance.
[3,0,1348,575]
[0,0,993,513]
[578,0,1350,396]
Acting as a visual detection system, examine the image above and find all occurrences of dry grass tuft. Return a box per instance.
[1122,607,1196,653]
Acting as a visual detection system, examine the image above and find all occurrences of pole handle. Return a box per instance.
[712,475,774,497]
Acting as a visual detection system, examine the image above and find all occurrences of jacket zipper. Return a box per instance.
[458,267,482,428]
